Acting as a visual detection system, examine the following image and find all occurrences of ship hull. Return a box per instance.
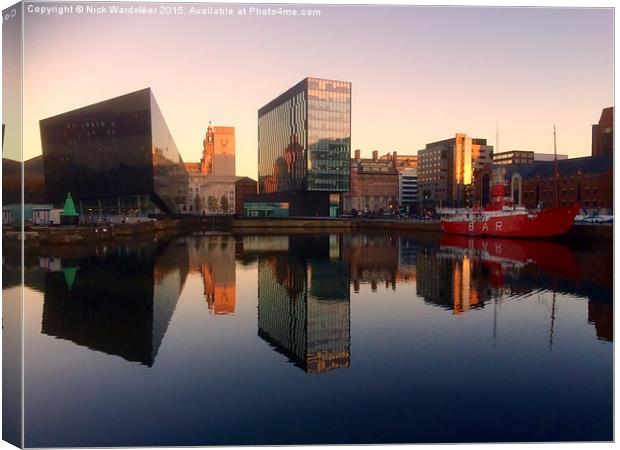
[441,205,580,238]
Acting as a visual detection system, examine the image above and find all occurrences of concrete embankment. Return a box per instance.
[4,216,609,249]
[232,217,441,234]
[4,218,186,248]
[231,217,353,232]
[231,217,611,239]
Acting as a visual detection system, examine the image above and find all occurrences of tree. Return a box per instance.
[194,194,202,213]
[207,196,218,212]
[220,195,230,214]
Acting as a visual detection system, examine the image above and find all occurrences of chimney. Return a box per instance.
[372,150,378,161]
[392,151,398,169]
[354,149,361,162]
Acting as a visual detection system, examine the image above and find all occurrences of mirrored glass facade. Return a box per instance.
[258,78,351,194]
[253,235,351,374]
[40,88,188,215]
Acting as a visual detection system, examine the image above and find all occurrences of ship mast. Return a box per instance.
[553,125,559,208]
[549,292,557,351]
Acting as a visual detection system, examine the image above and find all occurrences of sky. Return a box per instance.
[9,2,615,178]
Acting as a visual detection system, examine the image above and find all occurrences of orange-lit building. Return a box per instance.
[187,122,236,176]
[183,123,237,214]
[418,133,493,211]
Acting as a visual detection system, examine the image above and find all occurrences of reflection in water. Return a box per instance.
[186,234,237,315]
[341,232,611,342]
[35,239,188,367]
[343,233,398,292]
[13,232,611,374]
[245,235,351,374]
[432,235,612,341]
[9,231,612,445]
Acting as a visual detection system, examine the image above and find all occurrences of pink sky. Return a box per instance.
[18,3,613,178]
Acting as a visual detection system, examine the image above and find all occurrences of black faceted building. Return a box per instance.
[253,77,351,217]
[40,88,188,216]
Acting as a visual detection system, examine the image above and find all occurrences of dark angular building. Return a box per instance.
[252,77,351,217]
[40,88,188,216]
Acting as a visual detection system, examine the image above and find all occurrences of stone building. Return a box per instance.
[183,123,236,214]
[341,150,399,215]
[379,152,418,170]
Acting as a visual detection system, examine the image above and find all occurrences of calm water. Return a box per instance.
[4,231,613,446]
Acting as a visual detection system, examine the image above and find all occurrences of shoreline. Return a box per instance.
[2,216,612,253]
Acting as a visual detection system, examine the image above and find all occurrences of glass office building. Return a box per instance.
[256,78,351,216]
[40,88,188,217]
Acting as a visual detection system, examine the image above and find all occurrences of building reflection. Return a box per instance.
[185,234,236,315]
[422,235,613,342]
[243,234,351,374]
[342,233,398,292]
[35,239,188,366]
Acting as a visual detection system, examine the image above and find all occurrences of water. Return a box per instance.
[4,231,613,446]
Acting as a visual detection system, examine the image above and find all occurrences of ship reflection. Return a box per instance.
[242,235,351,374]
[430,235,612,341]
[33,238,188,367]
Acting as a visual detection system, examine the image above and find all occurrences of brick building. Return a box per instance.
[493,150,568,165]
[342,150,399,215]
[592,107,613,157]
[234,177,257,216]
[474,155,613,214]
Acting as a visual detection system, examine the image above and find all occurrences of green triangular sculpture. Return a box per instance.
[62,192,79,217]
[63,267,78,291]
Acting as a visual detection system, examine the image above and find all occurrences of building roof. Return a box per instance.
[504,154,612,179]
[235,176,257,184]
[258,77,351,117]
[40,88,152,123]
[352,158,398,175]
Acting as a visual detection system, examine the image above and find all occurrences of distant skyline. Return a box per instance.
[8,3,615,178]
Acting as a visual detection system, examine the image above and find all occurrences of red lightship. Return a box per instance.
[440,139,579,238]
